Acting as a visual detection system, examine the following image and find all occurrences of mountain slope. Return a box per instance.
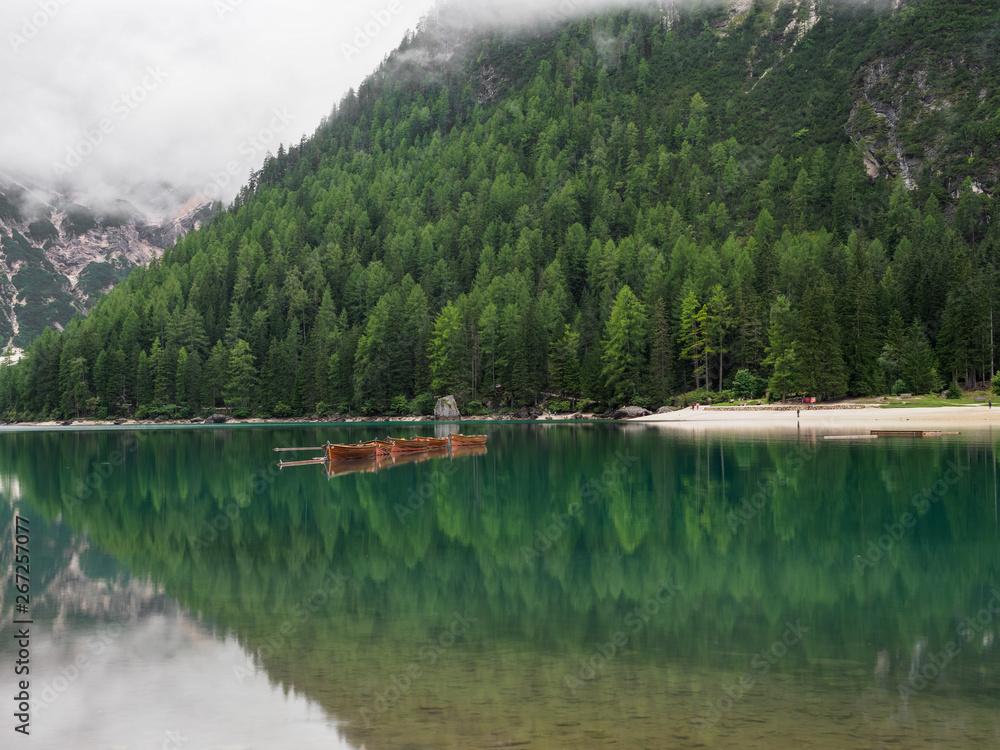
[3,0,998,420]
[0,179,214,348]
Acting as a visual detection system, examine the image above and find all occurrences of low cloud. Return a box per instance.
[0,0,721,216]
[0,0,434,215]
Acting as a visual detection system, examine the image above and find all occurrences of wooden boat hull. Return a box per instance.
[412,436,449,449]
[387,437,431,454]
[449,433,487,447]
[327,442,379,461]
[361,439,391,457]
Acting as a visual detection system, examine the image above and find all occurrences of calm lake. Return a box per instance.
[2,422,999,749]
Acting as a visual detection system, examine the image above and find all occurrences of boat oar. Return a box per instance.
[278,458,327,468]
[273,446,326,452]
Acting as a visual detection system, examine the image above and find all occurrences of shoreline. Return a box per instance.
[631,404,1000,432]
[3,404,999,432]
[0,412,600,429]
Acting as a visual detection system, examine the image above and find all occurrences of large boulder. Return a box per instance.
[655,406,677,414]
[209,413,228,424]
[612,405,652,419]
[434,395,461,420]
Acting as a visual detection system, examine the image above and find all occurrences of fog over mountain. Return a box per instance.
[0,0,435,213]
[1,0,656,216]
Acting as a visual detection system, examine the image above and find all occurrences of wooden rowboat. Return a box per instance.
[387,437,431,454]
[412,436,449,448]
[362,439,391,457]
[449,433,487,447]
[327,442,379,461]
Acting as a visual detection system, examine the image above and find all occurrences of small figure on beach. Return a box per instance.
[797,408,800,419]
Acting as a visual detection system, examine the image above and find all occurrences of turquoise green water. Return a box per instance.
[2,423,999,748]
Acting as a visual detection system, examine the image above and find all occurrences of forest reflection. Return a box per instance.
[3,424,998,748]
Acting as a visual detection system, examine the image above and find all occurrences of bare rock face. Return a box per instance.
[0,180,214,348]
[434,395,461,420]
[613,405,652,419]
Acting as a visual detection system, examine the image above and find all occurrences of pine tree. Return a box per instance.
[175,347,189,410]
[184,350,202,412]
[702,284,731,392]
[429,301,465,394]
[602,285,647,404]
[648,297,673,404]
[225,339,258,412]
[842,236,883,395]
[795,283,847,400]
[878,310,906,392]
[764,295,797,402]
[901,319,939,394]
[679,289,706,390]
[202,341,229,410]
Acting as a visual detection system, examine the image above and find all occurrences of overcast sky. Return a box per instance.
[0,0,437,213]
[0,0,647,216]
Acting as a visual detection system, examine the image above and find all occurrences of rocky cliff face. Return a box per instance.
[0,182,214,349]
[843,1,998,194]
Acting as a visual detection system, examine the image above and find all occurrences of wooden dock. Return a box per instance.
[824,430,960,440]
[870,430,960,437]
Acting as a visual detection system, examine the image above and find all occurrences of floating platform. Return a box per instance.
[823,430,961,440]
[870,430,960,437]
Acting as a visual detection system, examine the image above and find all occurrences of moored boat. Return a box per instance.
[361,439,392,457]
[326,442,379,461]
[449,433,488,447]
[387,437,431,453]
[412,435,449,449]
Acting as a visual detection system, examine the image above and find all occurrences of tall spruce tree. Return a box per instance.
[602,285,647,405]
[648,297,673,404]
[795,283,847,400]
[764,295,797,402]
[901,319,939,394]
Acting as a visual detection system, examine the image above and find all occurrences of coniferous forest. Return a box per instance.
[2,0,999,420]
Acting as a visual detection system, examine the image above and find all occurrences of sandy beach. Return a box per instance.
[631,404,1000,434]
